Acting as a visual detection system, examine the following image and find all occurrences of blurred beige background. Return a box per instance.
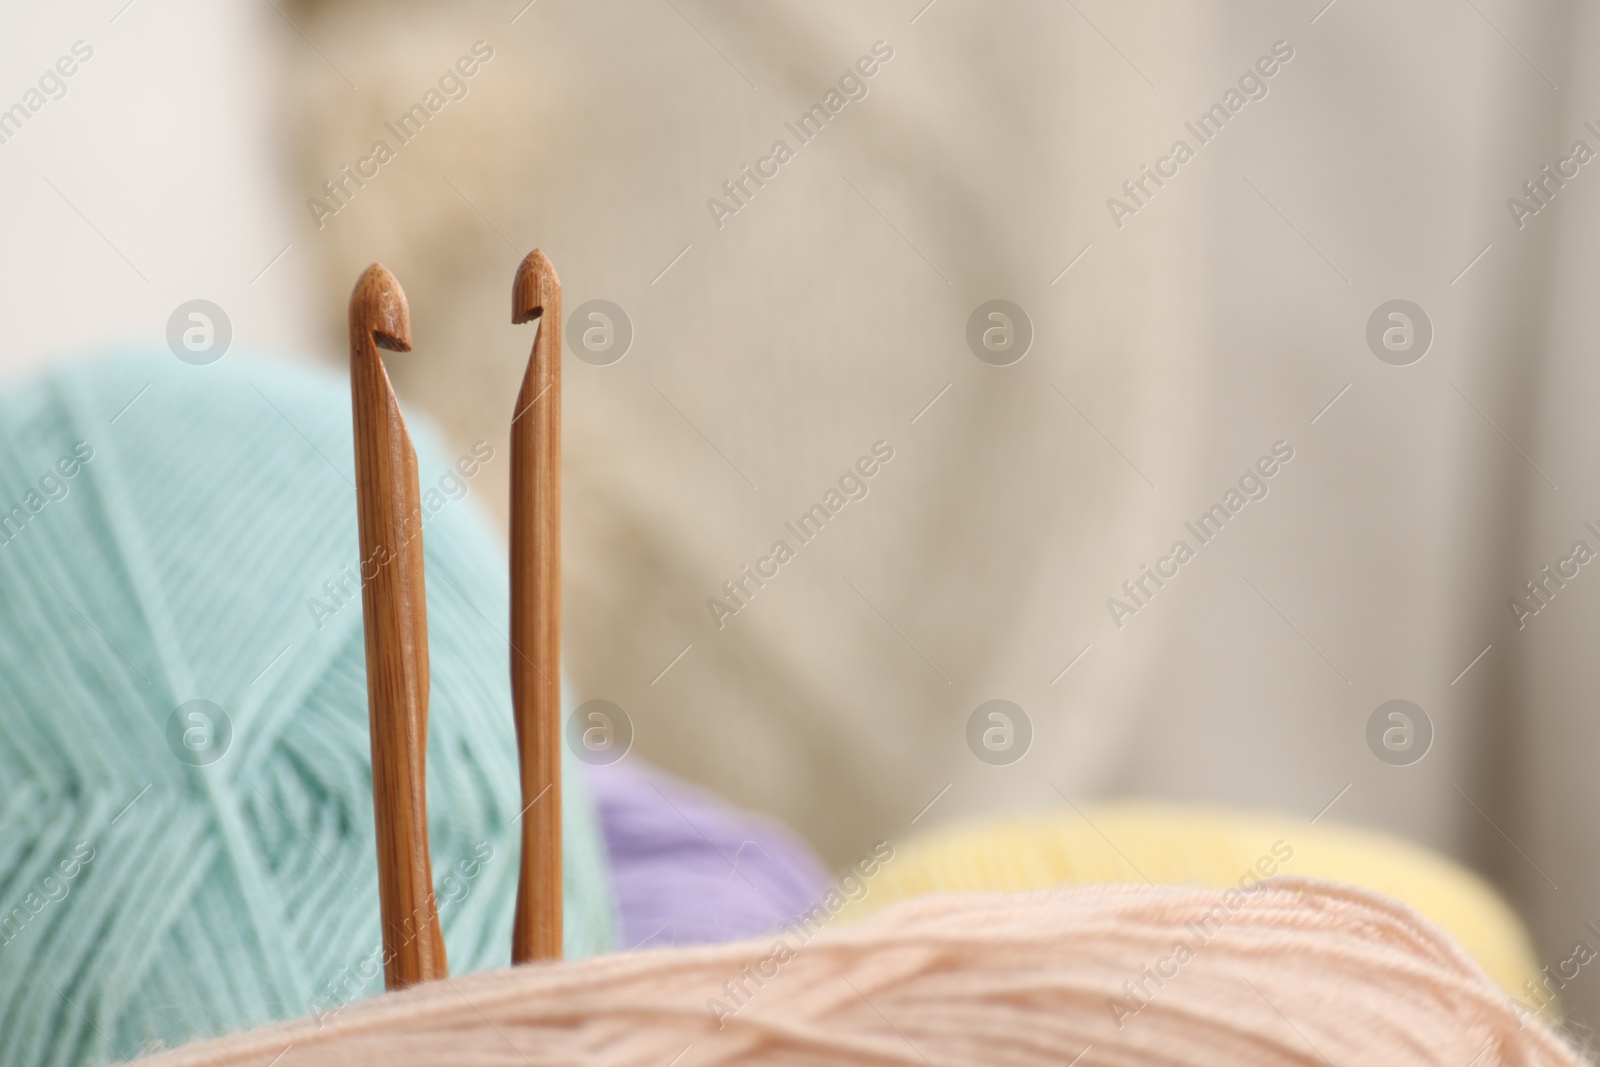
[6,0,1600,1029]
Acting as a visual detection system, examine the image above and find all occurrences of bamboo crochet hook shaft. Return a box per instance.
[510,249,563,963]
[349,263,448,988]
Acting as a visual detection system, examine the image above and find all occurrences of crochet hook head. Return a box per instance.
[512,248,557,325]
[351,262,413,353]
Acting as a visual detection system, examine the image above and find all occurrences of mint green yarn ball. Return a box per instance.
[0,350,615,1065]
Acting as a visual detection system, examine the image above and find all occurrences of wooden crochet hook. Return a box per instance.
[510,249,563,963]
[349,263,448,988]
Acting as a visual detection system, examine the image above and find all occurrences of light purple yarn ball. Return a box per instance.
[589,761,831,949]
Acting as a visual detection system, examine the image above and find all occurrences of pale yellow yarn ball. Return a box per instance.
[842,805,1543,1009]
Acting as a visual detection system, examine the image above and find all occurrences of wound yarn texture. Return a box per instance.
[0,350,615,1066]
[127,878,1586,1067]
